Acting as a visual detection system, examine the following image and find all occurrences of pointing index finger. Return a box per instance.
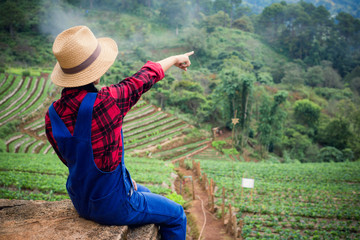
[185,51,194,57]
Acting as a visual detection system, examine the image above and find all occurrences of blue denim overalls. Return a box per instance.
[48,93,186,239]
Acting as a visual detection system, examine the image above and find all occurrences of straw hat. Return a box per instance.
[51,26,118,87]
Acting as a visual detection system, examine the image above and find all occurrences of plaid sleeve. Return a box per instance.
[105,61,164,116]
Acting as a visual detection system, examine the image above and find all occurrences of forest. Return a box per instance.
[0,0,359,163]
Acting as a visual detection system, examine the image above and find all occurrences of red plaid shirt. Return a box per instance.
[45,61,164,172]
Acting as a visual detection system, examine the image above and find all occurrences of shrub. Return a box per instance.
[0,121,19,139]
[212,140,227,153]
[342,148,354,161]
[318,146,343,162]
[318,118,351,150]
[232,16,254,32]
[223,148,239,155]
[165,192,186,206]
[22,70,30,77]
[294,99,321,128]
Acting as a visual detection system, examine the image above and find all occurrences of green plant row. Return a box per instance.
[125,118,183,142]
[0,77,40,124]
[0,76,35,116]
[0,76,25,108]
[126,124,188,150]
[27,140,46,154]
[168,143,210,161]
[152,139,209,158]
[189,159,360,239]
[0,187,69,201]
[241,214,359,233]
[0,153,68,175]
[125,115,178,138]
[0,75,17,99]
[123,104,154,121]
[8,136,31,153]
[0,73,6,88]
[132,99,147,109]
[0,171,67,194]
[22,78,52,116]
[123,111,167,132]
[24,117,44,130]
[18,139,37,153]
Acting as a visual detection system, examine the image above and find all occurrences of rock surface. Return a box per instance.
[0,199,159,240]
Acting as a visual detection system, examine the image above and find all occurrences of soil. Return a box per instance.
[175,167,234,240]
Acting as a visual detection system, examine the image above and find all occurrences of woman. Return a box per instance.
[45,25,193,240]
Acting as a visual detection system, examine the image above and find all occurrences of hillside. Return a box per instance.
[242,0,360,17]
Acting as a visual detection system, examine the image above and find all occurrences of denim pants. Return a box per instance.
[126,182,187,240]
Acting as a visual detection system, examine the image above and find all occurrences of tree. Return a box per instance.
[257,91,287,155]
[318,146,343,162]
[200,11,231,33]
[160,0,188,35]
[281,62,305,87]
[215,67,255,150]
[318,118,352,150]
[293,99,321,128]
[232,16,254,32]
[257,2,286,43]
[305,66,323,87]
[0,0,25,38]
[213,0,242,26]
[171,80,206,116]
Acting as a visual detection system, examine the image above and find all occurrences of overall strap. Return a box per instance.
[73,93,97,138]
[121,128,125,164]
[49,103,72,139]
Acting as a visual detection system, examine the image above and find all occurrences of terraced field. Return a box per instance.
[0,73,210,160]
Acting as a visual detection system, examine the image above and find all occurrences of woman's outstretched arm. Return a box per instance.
[157,51,194,72]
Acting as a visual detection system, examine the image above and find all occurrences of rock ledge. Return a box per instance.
[0,199,159,240]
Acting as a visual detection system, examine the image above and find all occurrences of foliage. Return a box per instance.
[165,192,186,206]
[318,146,344,162]
[293,99,321,128]
[318,118,352,150]
[257,91,287,154]
[214,67,255,149]
[0,121,20,139]
[232,16,254,32]
[212,140,227,153]
[257,1,360,77]
[200,11,231,33]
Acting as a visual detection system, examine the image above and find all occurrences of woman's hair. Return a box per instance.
[69,82,98,92]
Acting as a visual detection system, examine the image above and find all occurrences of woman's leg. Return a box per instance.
[126,191,186,240]
[136,183,151,193]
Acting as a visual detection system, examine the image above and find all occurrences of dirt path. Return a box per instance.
[176,167,233,240]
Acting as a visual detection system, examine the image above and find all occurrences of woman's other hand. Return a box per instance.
[132,179,138,191]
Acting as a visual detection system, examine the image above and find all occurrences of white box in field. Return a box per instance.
[241,178,254,188]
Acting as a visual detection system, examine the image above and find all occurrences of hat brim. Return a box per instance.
[51,37,118,88]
